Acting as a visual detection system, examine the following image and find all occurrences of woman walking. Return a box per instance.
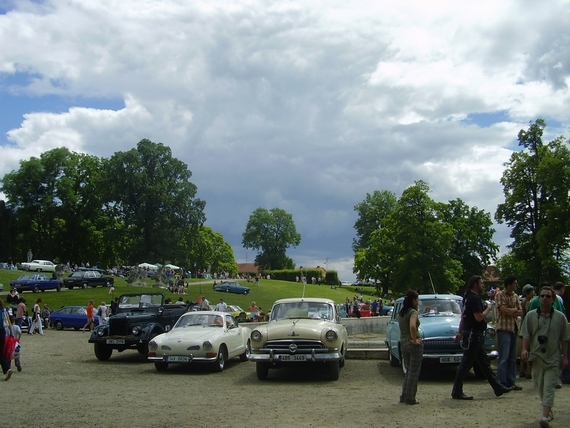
[399,290,423,405]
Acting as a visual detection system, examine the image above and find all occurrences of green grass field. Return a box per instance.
[0,269,382,312]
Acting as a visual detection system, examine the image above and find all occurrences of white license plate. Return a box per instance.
[440,356,462,363]
[278,354,306,362]
[166,356,191,363]
[106,339,125,345]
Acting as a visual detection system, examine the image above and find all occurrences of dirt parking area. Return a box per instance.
[4,330,569,428]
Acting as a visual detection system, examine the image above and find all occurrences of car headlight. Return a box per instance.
[97,329,105,337]
[148,340,158,351]
[251,330,262,342]
[325,330,338,342]
[202,341,212,351]
[485,327,496,340]
[132,326,142,335]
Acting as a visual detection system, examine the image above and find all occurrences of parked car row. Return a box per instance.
[8,268,115,293]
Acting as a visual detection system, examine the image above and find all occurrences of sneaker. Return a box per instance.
[548,410,553,421]
[511,384,523,391]
[539,417,550,428]
[555,383,562,389]
[4,369,12,381]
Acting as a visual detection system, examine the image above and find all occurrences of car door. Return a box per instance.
[386,301,402,361]
[224,315,243,356]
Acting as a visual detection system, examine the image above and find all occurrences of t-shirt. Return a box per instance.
[521,308,570,367]
[399,308,419,341]
[462,292,487,333]
[527,295,565,313]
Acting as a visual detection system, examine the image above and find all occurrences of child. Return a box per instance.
[9,315,22,372]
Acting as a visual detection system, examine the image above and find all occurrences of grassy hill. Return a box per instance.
[0,269,383,312]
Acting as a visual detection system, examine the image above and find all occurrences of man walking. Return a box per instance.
[495,275,523,390]
[521,285,569,428]
[451,275,512,400]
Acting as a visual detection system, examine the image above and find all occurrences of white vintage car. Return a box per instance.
[147,311,251,372]
[248,297,348,381]
[21,259,56,272]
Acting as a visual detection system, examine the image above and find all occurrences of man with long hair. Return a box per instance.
[451,275,512,400]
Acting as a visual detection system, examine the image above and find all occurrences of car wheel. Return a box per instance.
[256,362,270,380]
[82,283,88,289]
[327,360,340,380]
[154,362,169,372]
[339,346,346,368]
[211,346,227,372]
[243,290,249,295]
[33,285,40,293]
[56,284,61,292]
[67,286,73,290]
[55,321,63,330]
[36,268,41,272]
[94,343,113,361]
[389,349,400,367]
[239,340,250,362]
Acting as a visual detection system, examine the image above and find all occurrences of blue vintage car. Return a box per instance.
[10,273,63,293]
[49,306,100,330]
[385,294,498,376]
[213,281,251,295]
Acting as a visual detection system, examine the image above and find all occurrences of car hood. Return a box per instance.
[160,327,218,342]
[417,315,460,338]
[264,319,342,340]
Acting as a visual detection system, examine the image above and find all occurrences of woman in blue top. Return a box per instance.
[398,290,423,405]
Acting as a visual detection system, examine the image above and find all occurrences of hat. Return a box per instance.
[522,284,535,296]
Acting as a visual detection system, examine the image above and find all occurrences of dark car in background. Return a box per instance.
[49,306,100,330]
[63,270,114,289]
[213,281,250,295]
[10,273,62,293]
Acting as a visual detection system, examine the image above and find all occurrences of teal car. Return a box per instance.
[385,294,498,376]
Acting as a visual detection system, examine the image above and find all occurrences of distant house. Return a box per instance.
[237,263,259,276]
[484,266,502,289]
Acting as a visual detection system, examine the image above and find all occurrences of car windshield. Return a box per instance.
[270,302,334,321]
[174,313,224,328]
[69,272,84,278]
[118,294,163,308]
[418,299,461,316]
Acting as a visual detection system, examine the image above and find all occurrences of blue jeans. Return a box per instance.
[496,330,517,388]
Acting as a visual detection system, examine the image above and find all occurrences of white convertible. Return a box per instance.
[147,311,251,372]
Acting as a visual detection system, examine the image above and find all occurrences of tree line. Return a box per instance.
[353,119,570,295]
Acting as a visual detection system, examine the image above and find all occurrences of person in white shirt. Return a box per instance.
[97,302,109,324]
[214,299,227,312]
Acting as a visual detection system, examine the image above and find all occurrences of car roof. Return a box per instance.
[394,293,461,303]
[273,297,336,304]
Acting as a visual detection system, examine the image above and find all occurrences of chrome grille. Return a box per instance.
[423,339,461,351]
[109,318,128,336]
[264,340,326,353]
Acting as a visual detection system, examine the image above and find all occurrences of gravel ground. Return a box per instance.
[3,330,569,428]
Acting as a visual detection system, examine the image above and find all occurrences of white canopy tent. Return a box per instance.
[164,264,180,270]
[138,262,158,270]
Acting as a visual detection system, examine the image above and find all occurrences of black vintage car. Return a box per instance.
[88,293,189,361]
[63,269,115,289]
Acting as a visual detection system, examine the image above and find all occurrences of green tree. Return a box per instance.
[495,119,570,283]
[242,207,301,270]
[189,226,238,277]
[1,148,106,264]
[101,139,206,264]
[440,198,499,283]
[353,190,397,252]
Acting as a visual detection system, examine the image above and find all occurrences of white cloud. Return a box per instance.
[1,0,570,281]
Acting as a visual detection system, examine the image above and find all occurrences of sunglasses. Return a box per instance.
[540,294,552,299]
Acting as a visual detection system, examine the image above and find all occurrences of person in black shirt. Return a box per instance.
[451,275,512,400]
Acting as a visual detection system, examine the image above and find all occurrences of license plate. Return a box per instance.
[166,356,191,363]
[440,356,462,363]
[278,354,306,362]
[106,339,125,345]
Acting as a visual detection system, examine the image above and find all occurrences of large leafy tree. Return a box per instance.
[188,226,237,277]
[1,148,106,264]
[495,119,570,283]
[353,190,397,253]
[440,199,499,283]
[242,207,301,270]
[101,139,206,264]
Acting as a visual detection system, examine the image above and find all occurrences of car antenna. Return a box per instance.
[428,272,437,294]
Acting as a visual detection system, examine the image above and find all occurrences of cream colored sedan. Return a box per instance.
[248,297,348,381]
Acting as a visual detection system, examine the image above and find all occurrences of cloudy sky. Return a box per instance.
[1,1,570,281]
